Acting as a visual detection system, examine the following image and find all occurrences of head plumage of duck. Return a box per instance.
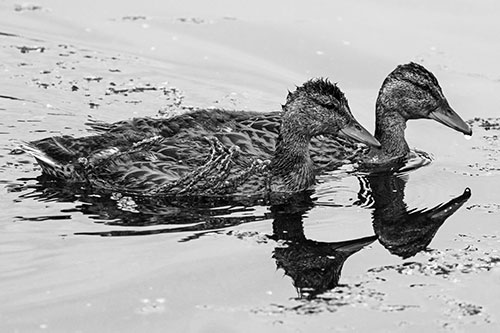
[270,78,378,191]
[282,79,353,137]
[374,62,472,158]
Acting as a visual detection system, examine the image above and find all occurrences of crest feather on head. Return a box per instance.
[287,78,345,104]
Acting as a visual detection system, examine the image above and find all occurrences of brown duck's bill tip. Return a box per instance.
[339,121,381,148]
[429,104,472,136]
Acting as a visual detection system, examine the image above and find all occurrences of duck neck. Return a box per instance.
[270,125,315,192]
[374,103,410,160]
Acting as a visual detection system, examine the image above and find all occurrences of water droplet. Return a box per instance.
[464,134,472,140]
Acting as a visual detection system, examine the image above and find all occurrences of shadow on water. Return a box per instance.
[11,170,471,298]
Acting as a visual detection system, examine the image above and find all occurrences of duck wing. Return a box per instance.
[85,109,281,150]
[85,109,267,135]
[82,130,272,194]
[87,135,211,192]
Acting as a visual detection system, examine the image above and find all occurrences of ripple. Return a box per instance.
[368,244,500,278]
[465,118,500,176]
[467,117,500,131]
[397,149,434,174]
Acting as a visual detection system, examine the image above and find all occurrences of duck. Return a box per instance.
[307,62,472,169]
[359,62,471,166]
[137,62,469,171]
[22,79,380,195]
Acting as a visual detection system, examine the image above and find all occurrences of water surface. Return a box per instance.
[1,1,500,332]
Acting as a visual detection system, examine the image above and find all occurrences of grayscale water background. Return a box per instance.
[1,0,499,332]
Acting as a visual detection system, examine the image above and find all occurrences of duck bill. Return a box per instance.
[429,101,472,135]
[334,235,378,254]
[426,187,471,221]
[339,120,381,148]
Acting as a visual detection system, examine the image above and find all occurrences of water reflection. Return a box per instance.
[357,172,471,258]
[268,193,377,299]
[12,170,471,298]
[13,176,272,238]
[266,176,471,298]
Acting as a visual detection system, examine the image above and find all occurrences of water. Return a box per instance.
[1,1,500,332]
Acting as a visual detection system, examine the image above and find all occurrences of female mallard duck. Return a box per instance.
[315,63,471,168]
[357,62,472,166]
[128,62,468,170]
[23,79,380,195]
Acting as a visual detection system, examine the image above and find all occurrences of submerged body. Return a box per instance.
[23,79,379,195]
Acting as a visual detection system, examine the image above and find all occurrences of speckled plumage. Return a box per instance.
[171,63,472,171]
[370,62,471,165]
[23,78,379,195]
[209,63,472,170]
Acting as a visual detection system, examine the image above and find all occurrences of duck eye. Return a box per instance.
[318,100,338,109]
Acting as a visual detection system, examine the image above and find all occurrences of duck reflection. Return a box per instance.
[14,170,471,298]
[17,176,377,298]
[14,176,272,237]
[268,192,377,299]
[357,172,471,258]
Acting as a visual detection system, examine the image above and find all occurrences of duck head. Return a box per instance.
[271,79,379,192]
[377,62,472,136]
[282,78,380,147]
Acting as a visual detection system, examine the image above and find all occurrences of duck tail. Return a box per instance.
[85,117,113,133]
[19,141,72,178]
